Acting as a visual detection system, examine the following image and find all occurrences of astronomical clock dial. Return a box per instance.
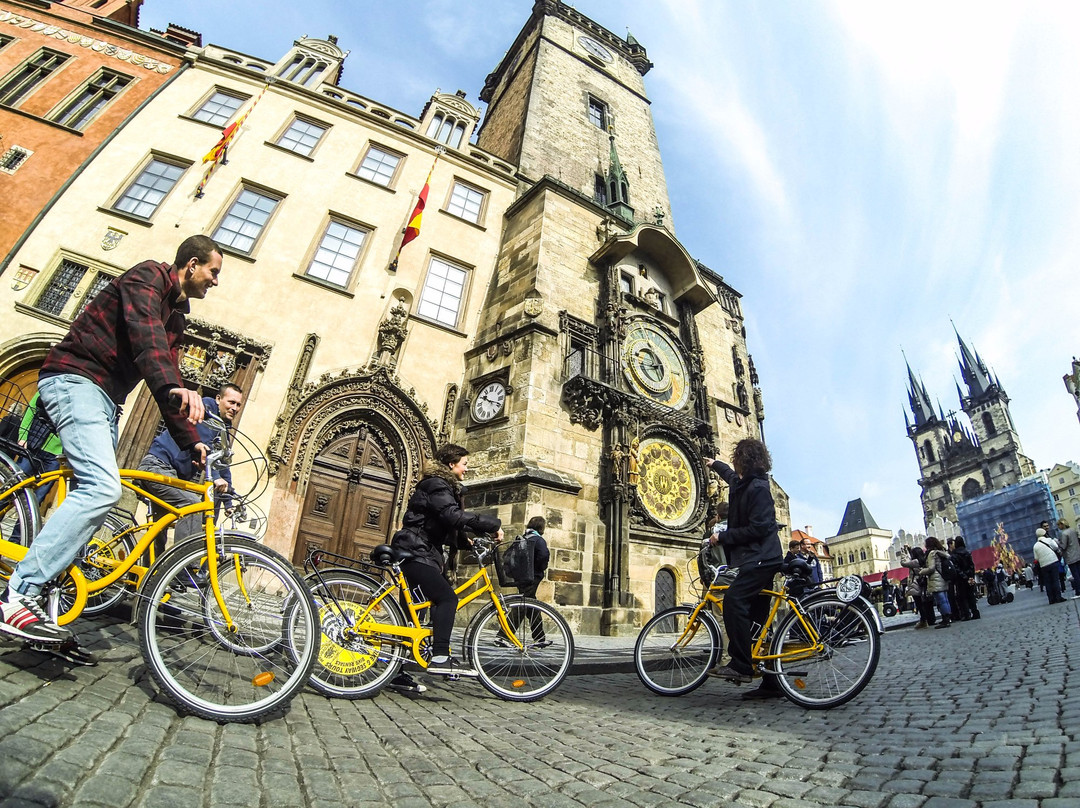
[621,322,690,409]
[579,35,614,63]
[472,380,506,422]
[636,438,697,527]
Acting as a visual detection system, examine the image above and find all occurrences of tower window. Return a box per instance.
[594,174,608,206]
[0,48,70,107]
[859,549,866,561]
[277,53,328,87]
[427,112,466,148]
[981,412,997,436]
[588,96,608,130]
[619,272,633,295]
[923,440,935,462]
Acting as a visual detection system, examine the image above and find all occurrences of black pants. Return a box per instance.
[401,561,458,657]
[511,580,545,641]
[723,561,782,677]
[916,592,936,625]
[953,579,980,619]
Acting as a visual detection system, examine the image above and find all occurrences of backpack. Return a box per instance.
[938,552,958,582]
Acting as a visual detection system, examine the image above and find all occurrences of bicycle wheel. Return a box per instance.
[465,597,574,702]
[138,537,318,723]
[0,461,39,548]
[290,570,406,699]
[771,596,880,709]
[634,606,720,696]
[75,509,141,616]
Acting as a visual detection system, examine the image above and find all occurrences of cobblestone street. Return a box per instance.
[0,586,1076,807]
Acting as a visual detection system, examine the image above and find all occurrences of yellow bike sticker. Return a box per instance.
[317,602,379,676]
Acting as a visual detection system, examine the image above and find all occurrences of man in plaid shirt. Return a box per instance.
[0,235,222,650]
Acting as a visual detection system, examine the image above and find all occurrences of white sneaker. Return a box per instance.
[0,590,70,644]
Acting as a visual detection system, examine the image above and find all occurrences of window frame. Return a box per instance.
[414,254,472,332]
[587,95,608,130]
[188,87,250,128]
[443,179,488,226]
[48,67,134,131]
[24,254,120,323]
[272,114,330,158]
[298,214,373,292]
[353,142,404,189]
[109,153,191,221]
[0,47,71,108]
[210,183,285,258]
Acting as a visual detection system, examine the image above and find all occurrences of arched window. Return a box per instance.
[848,553,854,565]
[961,478,982,500]
[982,412,997,436]
[859,549,867,561]
[923,440,935,462]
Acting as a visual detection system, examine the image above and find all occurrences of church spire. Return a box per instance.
[953,325,993,399]
[605,117,634,221]
[905,355,936,428]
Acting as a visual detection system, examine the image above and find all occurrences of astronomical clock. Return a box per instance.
[635,437,697,527]
[621,321,689,409]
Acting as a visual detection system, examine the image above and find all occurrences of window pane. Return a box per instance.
[75,272,113,319]
[306,220,367,287]
[0,49,70,107]
[212,189,279,254]
[357,146,401,186]
[277,118,327,156]
[418,258,466,327]
[114,159,185,219]
[34,259,88,317]
[52,70,132,130]
[193,91,245,127]
[588,98,606,129]
[447,182,485,223]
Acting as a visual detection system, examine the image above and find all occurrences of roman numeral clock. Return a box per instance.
[621,320,697,528]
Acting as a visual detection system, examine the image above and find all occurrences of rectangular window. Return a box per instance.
[112,157,186,219]
[276,117,327,157]
[212,187,280,255]
[1071,487,1077,496]
[32,259,114,320]
[0,49,70,107]
[588,96,607,130]
[619,272,633,295]
[192,89,246,127]
[0,34,13,51]
[0,146,32,174]
[356,145,401,187]
[417,256,467,328]
[50,69,132,130]
[594,174,608,206]
[305,219,369,288]
[446,181,485,224]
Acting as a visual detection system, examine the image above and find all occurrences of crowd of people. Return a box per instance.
[881,518,1080,628]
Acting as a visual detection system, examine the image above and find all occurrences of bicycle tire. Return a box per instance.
[464,597,574,702]
[771,596,880,709]
[138,537,319,723]
[0,458,40,548]
[289,570,406,699]
[634,606,720,696]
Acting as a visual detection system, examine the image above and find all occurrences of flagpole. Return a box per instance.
[388,147,443,272]
[194,79,273,200]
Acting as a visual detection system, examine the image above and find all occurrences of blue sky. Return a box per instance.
[139,0,1080,538]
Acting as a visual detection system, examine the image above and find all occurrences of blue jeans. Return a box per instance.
[8,374,120,597]
[933,590,951,618]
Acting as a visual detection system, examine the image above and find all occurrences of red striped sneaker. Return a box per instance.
[0,590,70,644]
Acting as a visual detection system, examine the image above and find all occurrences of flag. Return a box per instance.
[195,81,270,198]
[389,150,441,271]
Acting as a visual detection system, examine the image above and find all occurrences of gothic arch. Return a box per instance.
[268,366,439,517]
[0,331,60,378]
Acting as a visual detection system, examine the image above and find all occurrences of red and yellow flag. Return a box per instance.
[195,81,270,198]
[389,150,441,271]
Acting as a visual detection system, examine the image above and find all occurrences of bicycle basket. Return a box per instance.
[495,535,535,587]
[0,381,28,445]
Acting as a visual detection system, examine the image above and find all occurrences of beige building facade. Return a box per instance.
[826,499,894,579]
[0,0,785,634]
[1048,462,1080,533]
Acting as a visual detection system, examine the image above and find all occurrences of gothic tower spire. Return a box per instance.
[954,325,993,400]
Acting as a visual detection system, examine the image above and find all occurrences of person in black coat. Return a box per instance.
[705,438,784,696]
[950,536,980,620]
[391,444,502,680]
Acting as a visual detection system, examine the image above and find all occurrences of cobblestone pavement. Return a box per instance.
[0,585,1076,807]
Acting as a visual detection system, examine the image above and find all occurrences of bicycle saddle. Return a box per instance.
[780,557,811,578]
[371,544,412,566]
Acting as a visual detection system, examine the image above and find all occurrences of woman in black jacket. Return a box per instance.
[391,444,502,680]
[705,438,783,695]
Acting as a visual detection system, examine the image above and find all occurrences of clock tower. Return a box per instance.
[458,1,779,634]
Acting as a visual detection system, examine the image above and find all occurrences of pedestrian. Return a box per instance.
[136,383,244,556]
[704,438,784,700]
[800,537,823,585]
[918,537,953,628]
[901,545,935,628]
[509,515,551,643]
[1058,519,1080,600]
[950,536,980,620]
[0,235,221,655]
[390,443,503,688]
[1032,528,1065,605]
[1023,563,1034,589]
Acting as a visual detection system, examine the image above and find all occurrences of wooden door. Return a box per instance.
[293,430,397,565]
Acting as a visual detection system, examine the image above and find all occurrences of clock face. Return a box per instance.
[622,322,690,409]
[637,438,697,527]
[579,35,613,63]
[472,380,506,422]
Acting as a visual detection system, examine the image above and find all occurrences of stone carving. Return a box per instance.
[608,442,627,483]
[737,380,749,411]
[369,298,409,370]
[287,334,320,408]
[627,437,640,487]
[438,384,458,445]
[313,493,329,515]
[642,287,662,311]
[0,11,173,73]
[176,317,271,389]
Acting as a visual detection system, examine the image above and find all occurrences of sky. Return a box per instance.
[139,0,1080,539]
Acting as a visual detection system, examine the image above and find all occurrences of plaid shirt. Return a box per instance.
[40,260,200,449]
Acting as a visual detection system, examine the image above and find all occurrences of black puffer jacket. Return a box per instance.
[392,463,501,571]
[708,459,783,569]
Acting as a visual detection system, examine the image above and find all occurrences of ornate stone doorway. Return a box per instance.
[294,428,396,564]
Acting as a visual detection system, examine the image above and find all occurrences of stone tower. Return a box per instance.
[459,0,775,634]
[906,331,1035,526]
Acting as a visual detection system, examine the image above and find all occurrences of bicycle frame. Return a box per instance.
[0,466,237,630]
